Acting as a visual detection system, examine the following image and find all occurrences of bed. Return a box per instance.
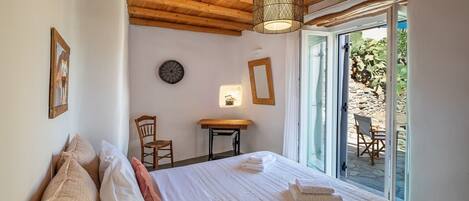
[150,151,386,201]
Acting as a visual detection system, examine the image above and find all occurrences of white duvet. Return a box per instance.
[150,151,386,201]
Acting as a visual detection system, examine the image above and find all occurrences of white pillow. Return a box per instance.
[99,141,144,201]
[99,140,125,181]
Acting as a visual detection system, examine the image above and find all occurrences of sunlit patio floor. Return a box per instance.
[341,143,406,200]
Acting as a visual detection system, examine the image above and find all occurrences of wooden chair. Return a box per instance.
[135,115,174,169]
[354,114,386,166]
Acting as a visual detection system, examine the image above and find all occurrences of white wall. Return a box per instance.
[128,26,293,162]
[70,0,130,152]
[235,31,290,154]
[0,0,128,200]
[408,0,469,200]
[129,26,243,162]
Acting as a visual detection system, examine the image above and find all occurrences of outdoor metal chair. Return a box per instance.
[354,114,386,165]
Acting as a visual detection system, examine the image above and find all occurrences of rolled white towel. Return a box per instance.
[241,156,276,172]
[295,178,335,195]
[247,153,274,164]
[289,183,343,201]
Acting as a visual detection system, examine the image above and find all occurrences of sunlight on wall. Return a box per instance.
[219,85,242,108]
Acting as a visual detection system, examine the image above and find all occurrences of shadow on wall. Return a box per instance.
[29,137,69,201]
[127,114,176,165]
[128,113,241,164]
[128,115,141,161]
[239,123,258,153]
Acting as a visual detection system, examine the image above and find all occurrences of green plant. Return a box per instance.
[349,29,408,99]
[396,30,408,96]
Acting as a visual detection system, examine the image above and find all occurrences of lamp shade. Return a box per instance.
[253,0,304,34]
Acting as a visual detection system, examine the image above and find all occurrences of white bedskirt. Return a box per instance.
[150,151,386,201]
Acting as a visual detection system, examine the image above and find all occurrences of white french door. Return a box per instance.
[300,3,409,201]
[299,30,337,176]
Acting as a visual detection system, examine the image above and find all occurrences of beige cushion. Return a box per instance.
[58,135,100,188]
[42,158,99,201]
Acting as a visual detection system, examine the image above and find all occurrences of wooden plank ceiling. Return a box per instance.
[127,0,337,36]
[127,0,403,36]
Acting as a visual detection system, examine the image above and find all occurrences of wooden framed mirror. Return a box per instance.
[248,57,275,105]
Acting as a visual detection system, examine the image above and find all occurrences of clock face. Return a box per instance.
[158,60,184,84]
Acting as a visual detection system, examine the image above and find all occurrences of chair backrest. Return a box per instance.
[354,114,372,137]
[135,115,157,145]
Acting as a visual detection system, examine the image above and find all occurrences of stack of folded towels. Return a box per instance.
[289,178,343,201]
[240,153,276,172]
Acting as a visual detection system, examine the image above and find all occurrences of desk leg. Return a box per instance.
[236,129,241,155]
[231,130,239,156]
[209,128,213,160]
[232,134,236,156]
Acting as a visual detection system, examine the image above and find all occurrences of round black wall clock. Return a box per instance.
[158,60,185,84]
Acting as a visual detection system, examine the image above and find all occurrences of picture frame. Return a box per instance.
[49,28,71,119]
[248,57,275,105]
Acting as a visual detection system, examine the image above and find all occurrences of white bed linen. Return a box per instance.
[150,151,386,201]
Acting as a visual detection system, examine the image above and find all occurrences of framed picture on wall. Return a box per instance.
[49,28,71,119]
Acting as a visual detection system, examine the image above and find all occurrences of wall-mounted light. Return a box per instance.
[219,85,242,108]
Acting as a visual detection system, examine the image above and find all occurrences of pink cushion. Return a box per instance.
[131,157,162,201]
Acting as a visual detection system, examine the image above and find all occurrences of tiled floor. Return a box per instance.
[342,143,406,200]
[148,151,235,171]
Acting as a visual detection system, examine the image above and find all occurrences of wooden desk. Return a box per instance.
[198,119,253,160]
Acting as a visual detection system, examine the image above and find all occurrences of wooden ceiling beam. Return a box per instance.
[242,0,320,6]
[305,0,397,26]
[239,0,253,4]
[129,17,242,36]
[306,0,346,14]
[129,7,252,31]
[321,7,388,27]
[304,0,318,14]
[305,0,324,6]
[128,0,253,23]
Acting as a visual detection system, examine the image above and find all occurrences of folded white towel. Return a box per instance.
[295,178,335,195]
[247,153,274,164]
[241,163,267,172]
[241,156,276,172]
[289,183,343,201]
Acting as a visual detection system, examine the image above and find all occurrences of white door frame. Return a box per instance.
[385,4,399,201]
[299,30,337,177]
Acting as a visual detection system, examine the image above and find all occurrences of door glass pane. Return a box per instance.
[339,22,388,197]
[306,35,327,172]
[395,4,408,200]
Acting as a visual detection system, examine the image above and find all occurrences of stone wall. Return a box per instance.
[347,81,386,139]
[347,78,408,152]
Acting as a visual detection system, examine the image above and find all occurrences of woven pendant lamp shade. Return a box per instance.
[253,0,304,34]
